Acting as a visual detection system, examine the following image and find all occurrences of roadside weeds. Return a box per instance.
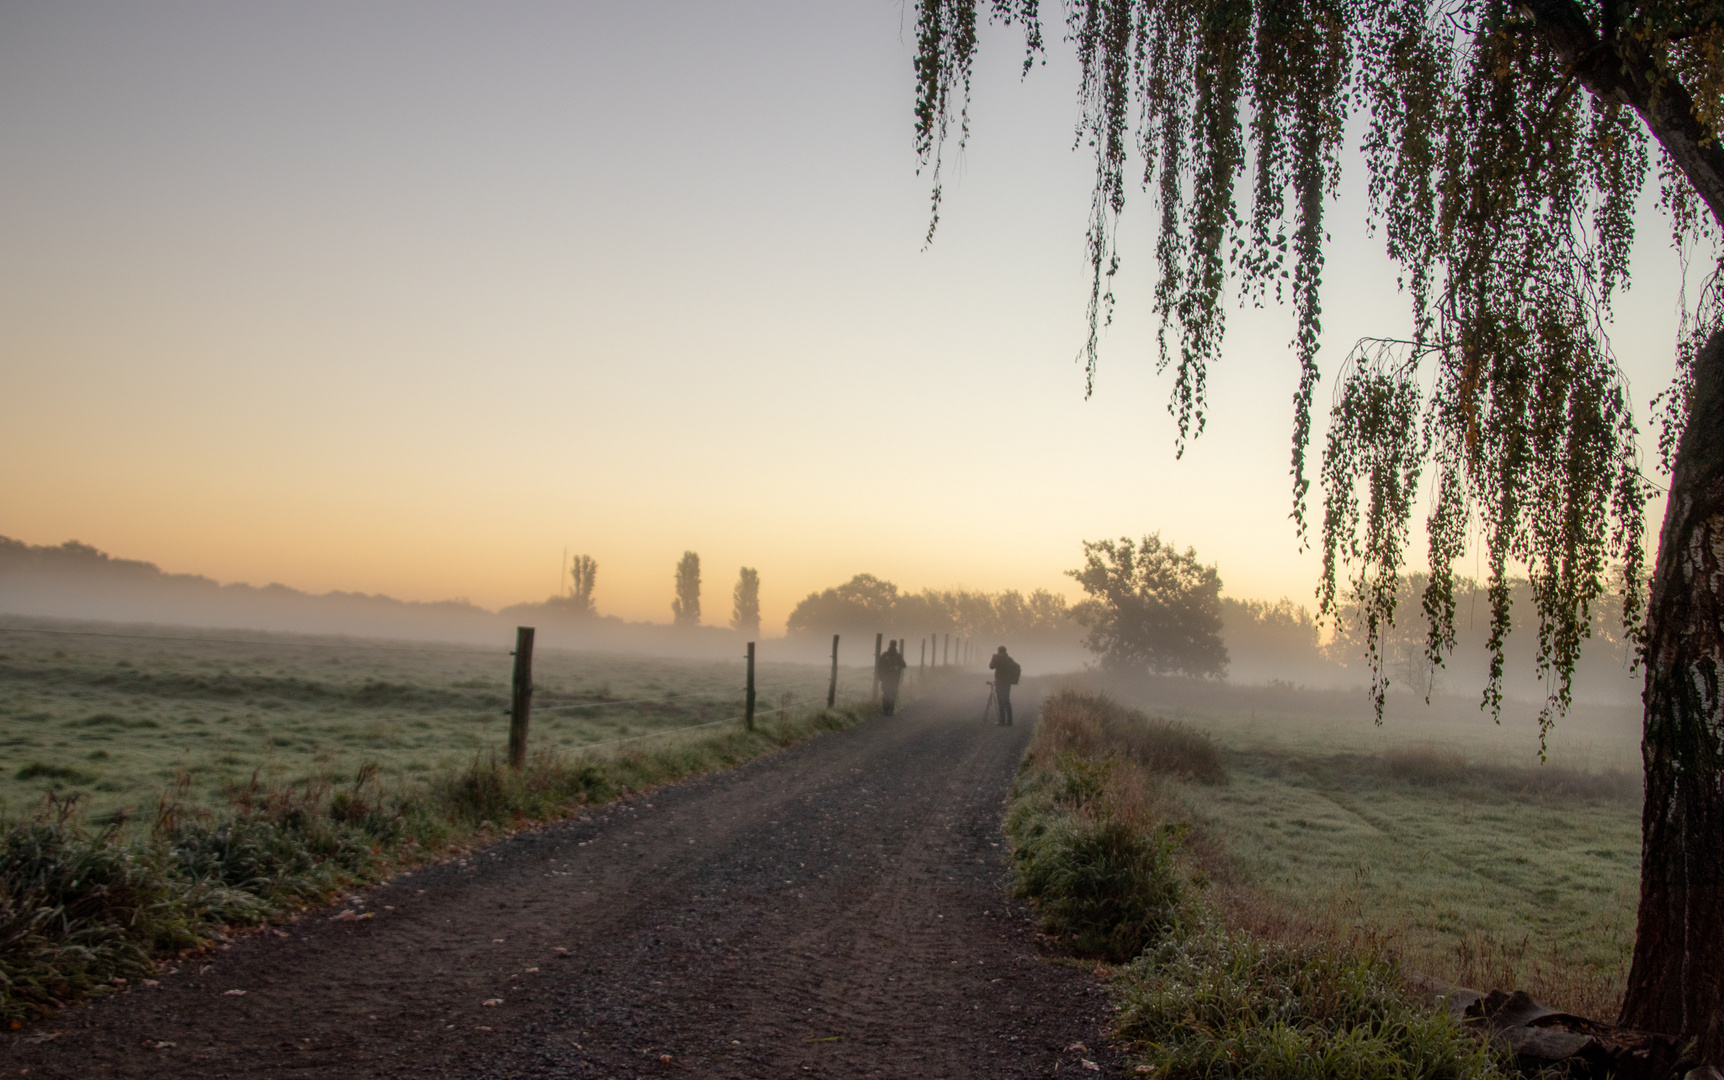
[0,704,869,1025]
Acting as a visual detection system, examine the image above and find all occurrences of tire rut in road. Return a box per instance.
[3,700,1120,1078]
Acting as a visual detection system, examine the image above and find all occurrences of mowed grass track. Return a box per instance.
[0,618,862,822]
[1052,674,1643,1018]
[1186,750,1639,1015]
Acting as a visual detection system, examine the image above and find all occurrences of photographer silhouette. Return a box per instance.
[987,646,1020,726]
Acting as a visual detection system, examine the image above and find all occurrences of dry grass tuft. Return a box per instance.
[1446,927,1628,1023]
[1034,689,1226,784]
[1378,747,1639,802]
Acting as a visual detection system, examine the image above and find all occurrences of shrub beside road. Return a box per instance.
[1005,690,1511,1079]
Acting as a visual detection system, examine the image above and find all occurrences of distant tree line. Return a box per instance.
[783,539,1640,697]
[785,574,1074,641]
[1322,572,1640,705]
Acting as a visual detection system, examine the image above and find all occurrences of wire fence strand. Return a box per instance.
[0,626,507,657]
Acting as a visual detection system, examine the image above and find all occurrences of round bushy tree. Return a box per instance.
[1068,535,1228,677]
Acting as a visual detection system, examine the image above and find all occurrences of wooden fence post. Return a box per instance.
[508,626,535,769]
[828,634,839,708]
[745,641,756,732]
[872,632,883,701]
[943,633,950,667]
[919,637,926,674]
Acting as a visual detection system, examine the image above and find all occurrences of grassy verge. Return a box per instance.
[1006,690,1508,1079]
[0,703,868,1025]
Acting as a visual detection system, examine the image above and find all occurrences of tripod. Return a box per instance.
[981,680,1000,725]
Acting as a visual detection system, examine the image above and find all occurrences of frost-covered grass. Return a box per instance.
[0,618,858,823]
[1182,746,1638,1020]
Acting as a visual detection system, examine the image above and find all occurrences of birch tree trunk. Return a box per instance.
[1619,328,1724,1061]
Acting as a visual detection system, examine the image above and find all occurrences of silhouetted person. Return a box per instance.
[988,646,1021,725]
[876,640,908,715]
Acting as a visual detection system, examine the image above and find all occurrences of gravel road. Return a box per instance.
[4,691,1120,1078]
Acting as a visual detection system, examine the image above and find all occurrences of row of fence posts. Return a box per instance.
[503,624,986,769]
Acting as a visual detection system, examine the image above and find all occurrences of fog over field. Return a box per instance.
[2,532,1642,719]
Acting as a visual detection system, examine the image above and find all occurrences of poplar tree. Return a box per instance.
[731,566,762,636]
[671,551,701,628]
[913,0,1724,1051]
[569,554,597,614]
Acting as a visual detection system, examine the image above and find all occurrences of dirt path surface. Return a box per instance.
[4,695,1120,1078]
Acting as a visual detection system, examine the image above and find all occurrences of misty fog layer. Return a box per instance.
[0,536,1641,705]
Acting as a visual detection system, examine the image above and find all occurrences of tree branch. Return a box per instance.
[1523,0,1724,230]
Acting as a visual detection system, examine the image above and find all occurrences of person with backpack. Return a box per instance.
[876,640,908,716]
[988,646,1021,725]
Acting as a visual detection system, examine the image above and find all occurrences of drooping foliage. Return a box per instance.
[912,1,1724,732]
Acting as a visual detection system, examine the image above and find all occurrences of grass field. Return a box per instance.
[1057,673,1643,1019]
[0,616,873,823]
[1,620,1645,1022]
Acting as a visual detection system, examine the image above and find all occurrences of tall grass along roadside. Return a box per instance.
[0,704,866,1025]
[1005,690,1508,1079]
[1005,691,1219,961]
[1114,925,1504,1080]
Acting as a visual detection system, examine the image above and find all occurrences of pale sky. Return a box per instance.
[0,2,1696,630]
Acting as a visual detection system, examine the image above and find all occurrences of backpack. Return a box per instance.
[1000,657,1021,685]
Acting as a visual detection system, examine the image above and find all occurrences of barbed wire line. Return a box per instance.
[187,682,831,733]
[534,694,728,713]
[566,714,749,752]
[535,683,821,715]
[562,700,824,753]
[0,690,826,735]
[568,689,884,754]
[0,626,507,657]
[323,688,812,728]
